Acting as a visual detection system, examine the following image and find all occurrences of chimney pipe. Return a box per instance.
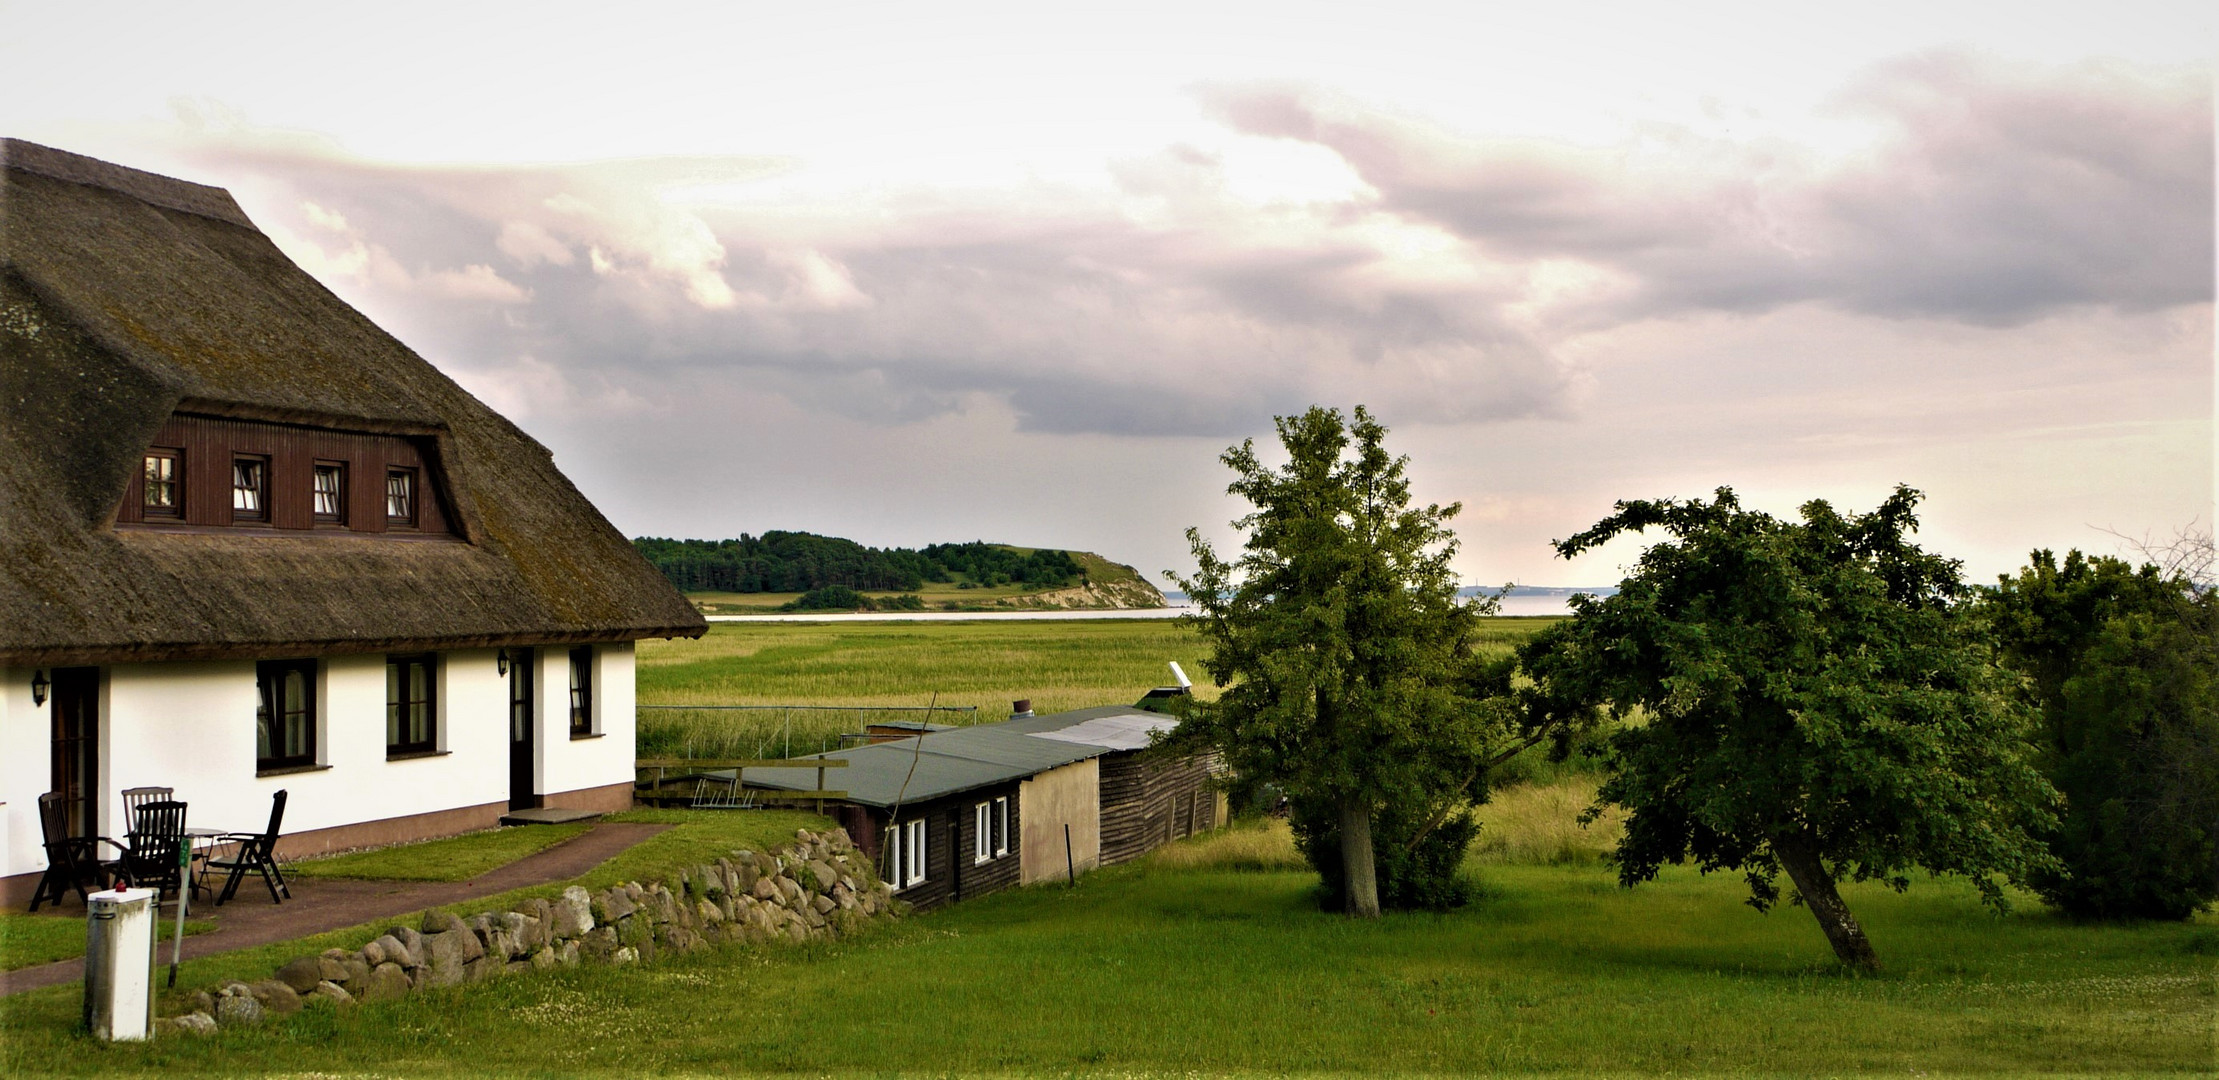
[1011,699,1034,718]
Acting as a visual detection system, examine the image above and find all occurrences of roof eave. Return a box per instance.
[1,622,707,668]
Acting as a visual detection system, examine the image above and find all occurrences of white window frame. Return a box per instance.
[890,817,927,889]
[974,802,993,864]
[993,796,1010,856]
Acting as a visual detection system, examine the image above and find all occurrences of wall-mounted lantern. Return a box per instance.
[497,649,510,677]
[32,669,49,706]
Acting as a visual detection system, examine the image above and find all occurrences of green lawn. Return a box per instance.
[0,913,212,972]
[4,842,2208,1077]
[287,825,593,882]
[0,812,826,978]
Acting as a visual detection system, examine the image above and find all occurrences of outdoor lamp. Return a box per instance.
[31,669,48,706]
[497,649,510,677]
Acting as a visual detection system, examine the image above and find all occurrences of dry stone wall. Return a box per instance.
[154,827,897,1036]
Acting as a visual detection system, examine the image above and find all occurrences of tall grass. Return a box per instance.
[1145,817,1309,872]
[637,620,1222,717]
[635,618,1562,760]
[1147,776,1622,877]
[1470,775,1624,866]
[635,705,978,760]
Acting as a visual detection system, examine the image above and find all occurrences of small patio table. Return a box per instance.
[181,826,231,898]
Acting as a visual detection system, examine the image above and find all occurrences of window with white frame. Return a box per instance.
[974,797,1011,863]
[889,817,926,888]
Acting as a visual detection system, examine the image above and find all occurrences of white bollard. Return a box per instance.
[84,887,157,1041]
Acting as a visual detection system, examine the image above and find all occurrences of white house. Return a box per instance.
[0,140,705,908]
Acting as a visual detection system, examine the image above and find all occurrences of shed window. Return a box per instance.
[386,468,416,525]
[142,449,182,516]
[974,797,1009,863]
[232,455,268,521]
[888,817,927,889]
[312,462,346,522]
[386,653,437,756]
[568,646,594,736]
[256,659,317,771]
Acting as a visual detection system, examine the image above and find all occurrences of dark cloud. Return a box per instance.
[185,138,1570,438]
[1208,50,2213,326]
[168,50,2205,446]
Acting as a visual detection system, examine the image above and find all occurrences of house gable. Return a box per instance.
[0,139,705,666]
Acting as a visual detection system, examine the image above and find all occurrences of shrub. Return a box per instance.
[1147,819,1308,872]
[1293,799,1477,911]
[781,585,868,611]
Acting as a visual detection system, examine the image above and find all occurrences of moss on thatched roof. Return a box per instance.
[0,139,704,665]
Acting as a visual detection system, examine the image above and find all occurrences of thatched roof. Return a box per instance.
[0,139,705,665]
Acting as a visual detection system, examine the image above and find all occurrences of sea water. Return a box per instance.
[706,587,1612,622]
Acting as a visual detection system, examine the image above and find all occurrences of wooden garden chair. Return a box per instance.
[207,789,292,905]
[116,800,194,910]
[28,791,122,911]
[121,786,174,824]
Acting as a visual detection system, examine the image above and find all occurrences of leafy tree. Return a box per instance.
[633,534,1084,594]
[1983,548,2219,919]
[1518,486,2058,967]
[1168,406,1529,917]
[780,584,869,611]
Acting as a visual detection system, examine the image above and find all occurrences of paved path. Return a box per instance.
[0,822,667,998]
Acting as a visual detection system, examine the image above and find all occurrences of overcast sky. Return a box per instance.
[4,1,2210,587]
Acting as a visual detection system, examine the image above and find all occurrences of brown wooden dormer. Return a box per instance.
[116,413,458,538]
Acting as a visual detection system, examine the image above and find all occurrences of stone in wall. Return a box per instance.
[161,826,903,1035]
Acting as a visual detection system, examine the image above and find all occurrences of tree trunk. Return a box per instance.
[1339,798,1381,918]
[1772,833,1878,969]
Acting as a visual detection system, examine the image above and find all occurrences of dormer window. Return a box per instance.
[142,449,182,517]
[386,468,417,527]
[231,455,268,521]
[118,414,454,537]
[312,461,346,523]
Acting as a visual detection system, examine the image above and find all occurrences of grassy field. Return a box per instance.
[6,821,2209,1076]
[635,617,1557,759]
[15,616,2200,1076]
[287,824,593,882]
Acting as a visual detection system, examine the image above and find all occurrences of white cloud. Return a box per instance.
[134,46,2208,586]
[1207,51,2212,328]
[495,220,574,267]
[421,263,530,304]
[447,354,650,421]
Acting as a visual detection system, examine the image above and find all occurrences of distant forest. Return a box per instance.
[632,533,1085,593]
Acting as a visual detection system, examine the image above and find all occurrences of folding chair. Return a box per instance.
[121,786,174,823]
[28,791,123,911]
[116,800,193,910]
[208,790,291,905]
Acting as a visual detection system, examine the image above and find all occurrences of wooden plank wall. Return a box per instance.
[873,779,1023,911]
[117,413,452,535]
[1098,751,1222,866]
[951,783,1022,903]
